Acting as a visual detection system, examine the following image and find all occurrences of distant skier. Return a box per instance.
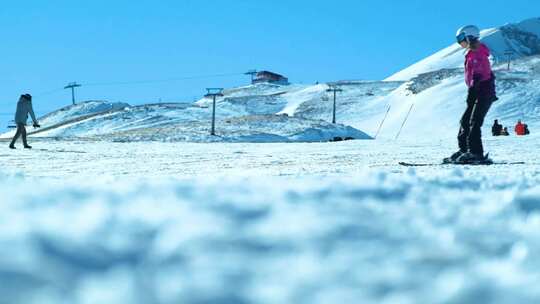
[444,25,498,164]
[9,94,40,149]
[491,119,502,136]
[501,127,510,136]
[515,120,526,136]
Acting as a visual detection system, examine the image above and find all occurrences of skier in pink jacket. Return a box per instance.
[444,25,498,164]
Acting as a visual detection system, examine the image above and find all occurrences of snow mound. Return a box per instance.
[39,100,130,125]
[100,114,372,143]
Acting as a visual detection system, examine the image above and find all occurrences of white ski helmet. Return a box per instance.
[456,25,480,44]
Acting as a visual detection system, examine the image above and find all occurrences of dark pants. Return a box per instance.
[10,123,28,147]
[458,87,493,156]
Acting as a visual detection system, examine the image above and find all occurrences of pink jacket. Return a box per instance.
[465,43,493,88]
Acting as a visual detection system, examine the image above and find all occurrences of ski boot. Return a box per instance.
[9,144,15,149]
[23,145,32,149]
[455,152,492,165]
[443,151,465,164]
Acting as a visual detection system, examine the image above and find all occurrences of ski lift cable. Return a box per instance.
[0,72,245,105]
[83,72,245,87]
[35,87,66,97]
[0,88,66,107]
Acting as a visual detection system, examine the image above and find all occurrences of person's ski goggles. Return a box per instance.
[456,32,467,44]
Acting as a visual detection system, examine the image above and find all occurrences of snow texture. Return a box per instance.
[1,137,540,304]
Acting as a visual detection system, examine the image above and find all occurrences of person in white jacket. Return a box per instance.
[9,94,40,149]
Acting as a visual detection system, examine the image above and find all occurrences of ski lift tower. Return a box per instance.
[64,82,82,105]
[504,50,515,71]
[205,88,224,136]
[326,83,343,124]
[244,69,258,84]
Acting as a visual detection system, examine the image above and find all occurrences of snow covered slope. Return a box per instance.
[38,100,129,127]
[387,17,540,81]
[377,56,540,140]
[0,86,371,143]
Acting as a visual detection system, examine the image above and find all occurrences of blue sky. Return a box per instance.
[0,0,538,127]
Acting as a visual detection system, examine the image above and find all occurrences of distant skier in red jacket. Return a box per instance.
[515,120,526,135]
[444,25,498,164]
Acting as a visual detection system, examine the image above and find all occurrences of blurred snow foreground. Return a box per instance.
[1,138,540,304]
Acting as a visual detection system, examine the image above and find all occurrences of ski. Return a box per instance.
[399,161,525,167]
[35,149,87,154]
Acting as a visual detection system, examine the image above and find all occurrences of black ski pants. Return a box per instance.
[458,87,492,156]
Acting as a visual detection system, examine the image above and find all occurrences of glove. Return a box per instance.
[33,123,41,128]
